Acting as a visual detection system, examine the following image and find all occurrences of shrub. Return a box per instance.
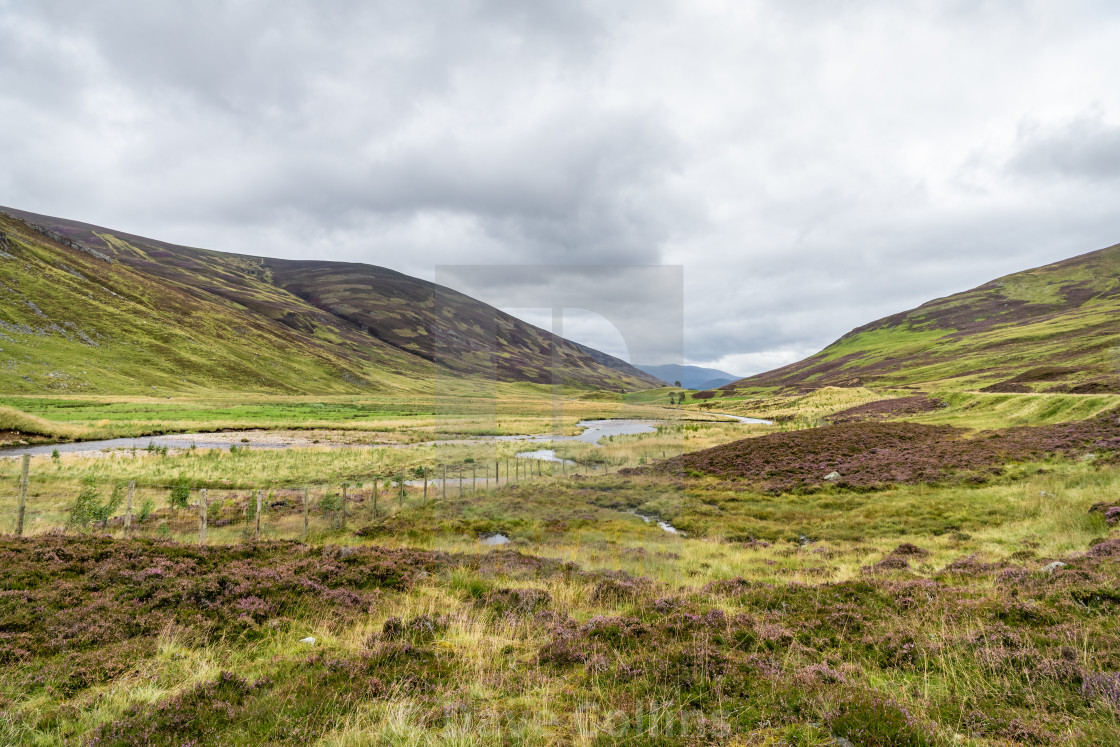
[169,479,191,509]
[69,479,123,528]
[825,693,934,746]
[137,498,155,524]
[320,492,342,514]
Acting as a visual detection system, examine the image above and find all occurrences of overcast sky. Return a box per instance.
[3,1,1120,375]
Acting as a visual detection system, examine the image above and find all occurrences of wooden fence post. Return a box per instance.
[199,489,208,545]
[341,484,348,529]
[458,467,463,497]
[423,473,428,504]
[472,464,476,494]
[302,488,310,542]
[373,478,379,516]
[495,459,499,488]
[442,466,446,500]
[399,471,405,508]
[16,455,29,537]
[254,490,262,541]
[125,480,134,532]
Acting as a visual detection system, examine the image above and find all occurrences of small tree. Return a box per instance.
[169,479,191,510]
[137,498,155,524]
[668,392,676,405]
[673,380,681,388]
[320,490,343,528]
[70,479,124,529]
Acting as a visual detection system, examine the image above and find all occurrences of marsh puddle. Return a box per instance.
[490,418,661,445]
[0,435,292,458]
[513,448,576,464]
[711,413,773,425]
[625,509,685,536]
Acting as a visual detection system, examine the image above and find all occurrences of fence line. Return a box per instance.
[2,454,625,543]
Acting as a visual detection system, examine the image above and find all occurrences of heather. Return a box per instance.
[641,410,1120,492]
[2,397,1120,743]
[828,394,946,423]
[2,519,1120,744]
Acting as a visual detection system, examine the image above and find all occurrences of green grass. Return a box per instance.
[0,209,657,396]
[0,406,88,441]
[3,216,1120,743]
[0,382,715,443]
[731,242,1120,392]
[909,391,1120,429]
[2,451,1118,744]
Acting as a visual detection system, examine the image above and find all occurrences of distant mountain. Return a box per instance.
[0,207,662,394]
[726,242,1120,393]
[636,363,740,390]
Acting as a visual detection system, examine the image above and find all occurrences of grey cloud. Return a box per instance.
[2,1,1120,375]
[1010,116,1120,181]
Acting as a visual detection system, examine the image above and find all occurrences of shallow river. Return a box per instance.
[0,413,770,459]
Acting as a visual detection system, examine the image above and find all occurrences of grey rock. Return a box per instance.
[1043,561,1068,573]
[824,471,841,481]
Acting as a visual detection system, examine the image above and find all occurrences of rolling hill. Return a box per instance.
[726,242,1120,393]
[635,363,740,390]
[0,207,661,395]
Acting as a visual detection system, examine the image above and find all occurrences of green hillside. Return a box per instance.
[0,207,659,395]
[728,242,1120,393]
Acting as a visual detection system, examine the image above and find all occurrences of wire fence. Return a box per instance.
[1,454,626,544]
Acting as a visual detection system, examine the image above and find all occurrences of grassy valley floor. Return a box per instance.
[1,391,1118,745]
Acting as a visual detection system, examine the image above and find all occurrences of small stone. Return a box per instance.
[1043,561,1067,573]
[834,738,854,747]
[824,471,841,481]
[299,636,316,645]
